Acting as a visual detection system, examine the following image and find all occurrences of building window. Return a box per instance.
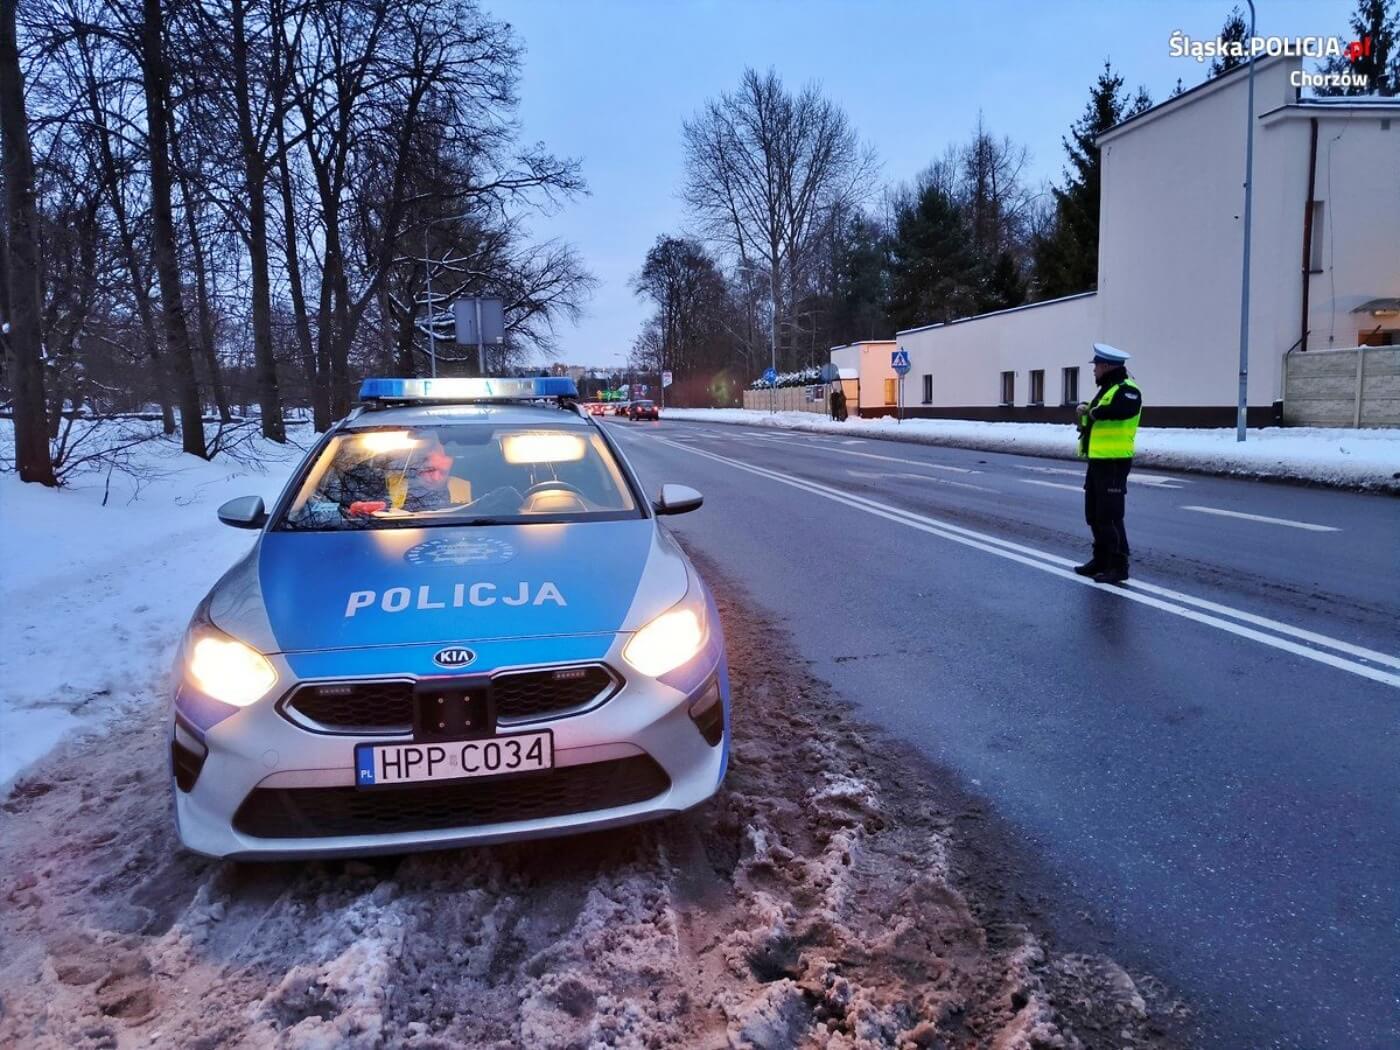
[883,378,897,405]
[999,371,1015,405]
[1062,366,1079,405]
[921,374,933,404]
[1029,370,1045,405]
[1309,201,1325,272]
[1358,329,1396,346]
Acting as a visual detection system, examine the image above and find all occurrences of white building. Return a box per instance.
[862,56,1400,426]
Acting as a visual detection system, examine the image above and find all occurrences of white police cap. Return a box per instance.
[1091,343,1131,365]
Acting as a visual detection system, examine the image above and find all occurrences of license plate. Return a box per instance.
[354,731,553,788]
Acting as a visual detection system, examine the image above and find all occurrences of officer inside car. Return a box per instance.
[1075,343,1142,585]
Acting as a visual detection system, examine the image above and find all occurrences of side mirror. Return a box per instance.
[218,495,268,530]
[653,484,703,516]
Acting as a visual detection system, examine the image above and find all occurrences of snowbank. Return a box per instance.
[0,423,306,787]
[661,408,1400,491]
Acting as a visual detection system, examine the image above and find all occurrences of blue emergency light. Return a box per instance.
[358,376,578,403]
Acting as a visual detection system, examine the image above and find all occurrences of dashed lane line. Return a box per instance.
[727,432,982,474]
[1181,506,1341,533]
[646,433,1400,687]
[845,469,997,493]
[1014,464,1187,489]
[1019,479,1082,492]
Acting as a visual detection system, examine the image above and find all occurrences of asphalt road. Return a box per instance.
[603,417,1400,1050]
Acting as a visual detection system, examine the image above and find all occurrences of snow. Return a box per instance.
[0,422,306,789]
[662,408,1400,491]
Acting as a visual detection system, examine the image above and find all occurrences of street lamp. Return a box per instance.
[1236,0,1257,442]
[736,261,778,413]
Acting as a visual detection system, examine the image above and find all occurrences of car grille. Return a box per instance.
[286,681,416,731]
[283,666,617,733]
[494,666,616,723]
[232,756,670,839]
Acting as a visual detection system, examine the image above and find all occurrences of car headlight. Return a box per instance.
[186,628,278,707]
[623,597,707,678]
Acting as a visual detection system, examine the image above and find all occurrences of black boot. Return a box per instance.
[1073,559,1100,577]
[1093,556,1129,585]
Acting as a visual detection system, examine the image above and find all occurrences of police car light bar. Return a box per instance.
[358,376,579,403]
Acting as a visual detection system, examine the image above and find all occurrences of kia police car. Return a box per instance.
[170,377,729,859]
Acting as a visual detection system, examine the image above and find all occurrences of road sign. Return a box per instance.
[891,348,911,375]
[761,367,777,384]
[452,298,505,346]
[662,371,673,388]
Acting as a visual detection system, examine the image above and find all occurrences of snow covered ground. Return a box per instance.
[0,422,306,789]
[0,554,1183,1048]
[662,409,1400,492]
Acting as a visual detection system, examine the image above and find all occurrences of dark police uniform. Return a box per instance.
[1076,345,1142,584]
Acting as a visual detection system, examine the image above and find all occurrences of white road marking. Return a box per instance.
[846,469,996,493]
[1019,479,1081,492]
[1181,506,1341,532]
[652,435,1400,687]
[1014,464,1186,488]
[840,439,868,445]
[735,433,980,474]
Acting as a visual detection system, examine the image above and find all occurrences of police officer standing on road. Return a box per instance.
[1075,344,1142,585]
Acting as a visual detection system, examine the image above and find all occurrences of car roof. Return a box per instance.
[342,402,593,430]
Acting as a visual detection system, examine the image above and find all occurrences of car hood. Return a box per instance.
[207,519,690,654]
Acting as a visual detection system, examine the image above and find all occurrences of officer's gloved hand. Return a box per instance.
[1075,402,1089,415]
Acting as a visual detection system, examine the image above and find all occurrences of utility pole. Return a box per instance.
[1235,0,1257,442]
[769,267,777,414]
[424,224,437,378]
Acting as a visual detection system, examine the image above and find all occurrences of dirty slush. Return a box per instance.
[0,549,1186,1049]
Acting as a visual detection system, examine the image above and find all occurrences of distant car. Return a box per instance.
[169,376,729,859]
[613,402,630,416]
[585,401,607,416]
[629,400,659,421]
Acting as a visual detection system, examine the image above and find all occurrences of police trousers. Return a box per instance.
[1084,458,1132,562]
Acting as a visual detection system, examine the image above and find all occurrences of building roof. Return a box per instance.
[1260,96,1400,122]
[1352,298,1400,314]
[828,339,896,352]
[895,290,1097,337]
[1096,54,1294,146]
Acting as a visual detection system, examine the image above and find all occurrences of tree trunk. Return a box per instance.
[79,35,175,434]
[230,0,283,441]
[275,117,316,396]
[0,0,56,485]
[170,130,232,424]
[140,0,205,457]
[183,198,232,423]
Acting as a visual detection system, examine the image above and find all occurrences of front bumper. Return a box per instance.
[172,632,729,860]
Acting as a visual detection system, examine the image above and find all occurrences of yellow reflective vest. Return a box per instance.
[1078,378,1141,459]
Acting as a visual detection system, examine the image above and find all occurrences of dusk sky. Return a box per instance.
[502,0,1355,369]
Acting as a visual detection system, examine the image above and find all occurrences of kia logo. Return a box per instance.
[433,646,476,669]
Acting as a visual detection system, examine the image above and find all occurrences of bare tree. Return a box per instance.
[1,0,56,483]
[139,0,204,456]
[630,235,728,379]
[682,68,877,370]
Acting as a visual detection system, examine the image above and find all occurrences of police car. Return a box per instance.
[170,377,729,859]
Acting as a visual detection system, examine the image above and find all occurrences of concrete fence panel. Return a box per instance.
[1282,347,1400,428]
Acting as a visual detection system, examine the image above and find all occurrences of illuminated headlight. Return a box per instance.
[623,599,707,678]
[186,629,277,707]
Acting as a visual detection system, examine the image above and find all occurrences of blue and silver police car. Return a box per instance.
[170,377,729,859]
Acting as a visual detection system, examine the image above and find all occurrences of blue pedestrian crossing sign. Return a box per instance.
[761,367,777,384]
[891,349,911,375]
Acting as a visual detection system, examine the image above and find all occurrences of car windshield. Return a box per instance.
[278,424,640,530]
[635,401,653,407]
